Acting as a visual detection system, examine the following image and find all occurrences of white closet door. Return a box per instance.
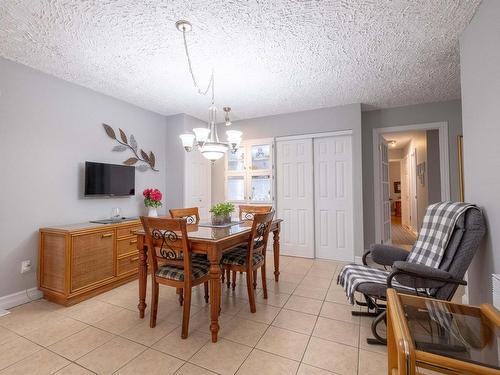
[276,138,314,258]
[184,151,211,219]
[314,136,354,261]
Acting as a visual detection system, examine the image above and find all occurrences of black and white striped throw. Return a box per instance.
[338,202,476,304]
[337,264,419,304]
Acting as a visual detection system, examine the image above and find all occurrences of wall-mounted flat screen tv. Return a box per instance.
[85,161,135,197]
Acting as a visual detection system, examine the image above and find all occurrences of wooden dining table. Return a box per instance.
[135,219,282,342]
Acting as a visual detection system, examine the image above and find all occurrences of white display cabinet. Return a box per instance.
[225,138,275,211]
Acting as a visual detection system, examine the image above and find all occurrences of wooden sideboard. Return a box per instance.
[39,220,142,306]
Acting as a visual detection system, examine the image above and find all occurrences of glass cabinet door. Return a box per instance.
[250,144,271,171]
[227,148,245,172]
[250,175,272,202]
[227,176,245,201]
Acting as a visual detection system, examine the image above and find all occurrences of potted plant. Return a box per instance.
[143,188,162,217]
[210,202,235,225]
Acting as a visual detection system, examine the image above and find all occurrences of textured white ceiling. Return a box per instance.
[384,130,426,150]
[0,0,480,121]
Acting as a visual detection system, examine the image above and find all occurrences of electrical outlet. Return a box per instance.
[21,260,32,274]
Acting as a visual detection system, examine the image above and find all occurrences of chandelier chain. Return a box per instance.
[181,27,215,104]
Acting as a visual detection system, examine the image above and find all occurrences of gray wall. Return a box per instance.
[211,103,365,256]
[0,58,168,297]
[361,100,463,248]
[460,0,500,304]
[426,129,442,204]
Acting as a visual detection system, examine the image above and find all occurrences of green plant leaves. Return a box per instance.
[103,123,116,139]
[210,202,235,216]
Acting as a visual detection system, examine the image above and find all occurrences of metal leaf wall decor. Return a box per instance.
[102,123,159,172]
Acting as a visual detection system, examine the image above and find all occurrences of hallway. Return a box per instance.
[391,216,416,250]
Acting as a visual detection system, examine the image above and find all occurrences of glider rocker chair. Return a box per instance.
[338,202,486,345]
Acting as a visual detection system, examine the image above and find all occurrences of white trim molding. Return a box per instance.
[275,129,353,141]
[373,122,450,244]
[0,288,43,310]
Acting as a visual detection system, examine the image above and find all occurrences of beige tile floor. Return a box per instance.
[0,255,387,375]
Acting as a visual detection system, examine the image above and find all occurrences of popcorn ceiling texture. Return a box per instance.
[0,0,480,120]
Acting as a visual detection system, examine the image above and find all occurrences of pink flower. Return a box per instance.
[150,189,162,201]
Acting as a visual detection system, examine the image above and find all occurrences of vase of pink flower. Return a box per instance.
[143,188,162,217]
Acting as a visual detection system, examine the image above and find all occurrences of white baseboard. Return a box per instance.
[354,256,363,265]
[0,288,43,310]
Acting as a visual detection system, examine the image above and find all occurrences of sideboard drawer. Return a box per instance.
[117,225,142,238]
[117,253,139,276]
[117,237,138,256]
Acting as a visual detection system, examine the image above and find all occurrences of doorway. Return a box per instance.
[373,122,450,246]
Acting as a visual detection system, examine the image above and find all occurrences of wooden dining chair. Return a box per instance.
[220,210,275,313]
[238,205,272,221]
[140,216,210,339]
[223,205,273,287]
[169,207,200,224]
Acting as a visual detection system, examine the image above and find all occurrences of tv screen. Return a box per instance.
[85,162,135,197]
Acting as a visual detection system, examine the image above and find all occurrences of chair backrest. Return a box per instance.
[169,207,200,224]
[434,207,486,300]
[140,216,194,281]
[239,205,272,221]
[246,210,275,264]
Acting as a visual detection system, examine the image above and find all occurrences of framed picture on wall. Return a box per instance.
[394,181,401,194]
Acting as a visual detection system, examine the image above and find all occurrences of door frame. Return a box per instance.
[373,122,450,244]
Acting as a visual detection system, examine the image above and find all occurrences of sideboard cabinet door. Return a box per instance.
[71,231,114,291]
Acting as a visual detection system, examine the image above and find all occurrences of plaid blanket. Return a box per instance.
[406,202,476,268]
[337,264,420,304]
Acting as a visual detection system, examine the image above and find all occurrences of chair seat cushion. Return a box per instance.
[220,247,264,266]
[156,256,209,281]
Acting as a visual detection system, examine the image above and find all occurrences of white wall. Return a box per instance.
[211,103,364,255]
[0,58,168,297]
[460,0,500,304]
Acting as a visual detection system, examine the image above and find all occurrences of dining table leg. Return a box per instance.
[137,235,148,319]
[208,249,221,343]
[273,223,281,282]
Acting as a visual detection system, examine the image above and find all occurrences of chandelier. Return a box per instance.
[176,20,242,162]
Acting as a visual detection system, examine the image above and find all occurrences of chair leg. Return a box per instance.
[204,282,209,303]
[178,288,184,306]
[181,287,192,339]
[253,270,257,289]
[367,311,387,345]
[261,263,268,299]
[231,270,237,290]
[150,278,159,328]
[226,268,231,288]
[246,270,256,313]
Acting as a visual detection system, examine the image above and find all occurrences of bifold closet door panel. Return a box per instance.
[276,138,315,258]
[314,135,354,261]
